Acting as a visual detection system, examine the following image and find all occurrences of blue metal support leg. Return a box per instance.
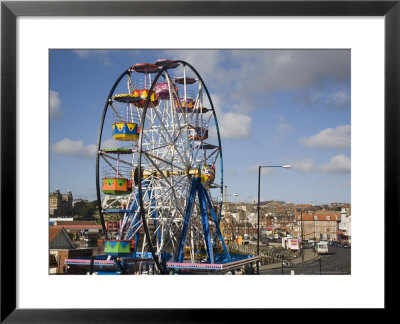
[197,181,214,264]
[204,189,231,262]
[176,178,197,263]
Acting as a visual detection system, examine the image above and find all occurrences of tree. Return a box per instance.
[73,200,97,220]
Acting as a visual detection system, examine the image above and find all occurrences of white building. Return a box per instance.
[231,212,239,222]
[248,212,256,224]
[339,207,351,242]
[238,205,247,212]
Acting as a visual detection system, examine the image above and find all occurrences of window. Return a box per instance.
[326,216,330,220]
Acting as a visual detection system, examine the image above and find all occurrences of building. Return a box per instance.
[49,189,73,217]
[50,226,93,274]
[247,212,256,224]
[338,206,351,243]
[50,226,75,250]
[54,220,103,242]
[50,226,75,274]
[294,211,341,241]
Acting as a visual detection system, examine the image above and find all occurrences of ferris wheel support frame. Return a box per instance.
[175,177,231,264]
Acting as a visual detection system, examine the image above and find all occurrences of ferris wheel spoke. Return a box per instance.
[127,73,135,93]
[100,156,127,178]
[159,222,182,252]
[102,195,126,210]
[151,106,189,167]
[101,153,135,167]
[165,72,186,123]
[124,215,142,240]
[196,147,220,165]
[143,152,186,172]
[120,206,137,234]
[142,155,186,217]
[144,129,183,165]
[108,102,124,122]
[142,135,177,154]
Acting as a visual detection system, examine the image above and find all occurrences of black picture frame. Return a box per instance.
[1,0,397,321]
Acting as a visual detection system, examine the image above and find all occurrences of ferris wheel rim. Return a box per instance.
[96,68,131,238]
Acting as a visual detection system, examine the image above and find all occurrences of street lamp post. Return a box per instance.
[257,164,291,274]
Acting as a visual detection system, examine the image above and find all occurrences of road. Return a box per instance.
[260,245,351,275]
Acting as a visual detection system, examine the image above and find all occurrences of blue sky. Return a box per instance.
[50,49,350,205]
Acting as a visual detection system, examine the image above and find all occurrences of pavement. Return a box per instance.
[259,248,319,270]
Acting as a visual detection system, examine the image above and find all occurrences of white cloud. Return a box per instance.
[208,95,252,139]
[299,125,351,149]
[247,165,287,176]
[326,90,350,107]
[229,50,350,96]
[292,154,351,174]
[215,111,252,139]
[292,158,317,172]
[294,88,350,109]
[320,154,351,174]
[100,138,124,149]
[73,50,112,66]
[160,49,224,82]
[162,49,350,114]
[52,138,97,159]
[73,50,91,58]
[50,90,63,119]
[274,115,294,141]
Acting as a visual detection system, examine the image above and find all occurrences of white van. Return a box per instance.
[315,241,329,254]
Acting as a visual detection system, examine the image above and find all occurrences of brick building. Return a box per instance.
[294,211,341,241]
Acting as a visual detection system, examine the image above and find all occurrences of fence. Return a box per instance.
[224,243,298,265]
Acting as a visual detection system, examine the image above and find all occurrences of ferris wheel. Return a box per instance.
[96,59,230,274]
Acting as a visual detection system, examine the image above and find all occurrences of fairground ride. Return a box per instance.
[65,59,258,275]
